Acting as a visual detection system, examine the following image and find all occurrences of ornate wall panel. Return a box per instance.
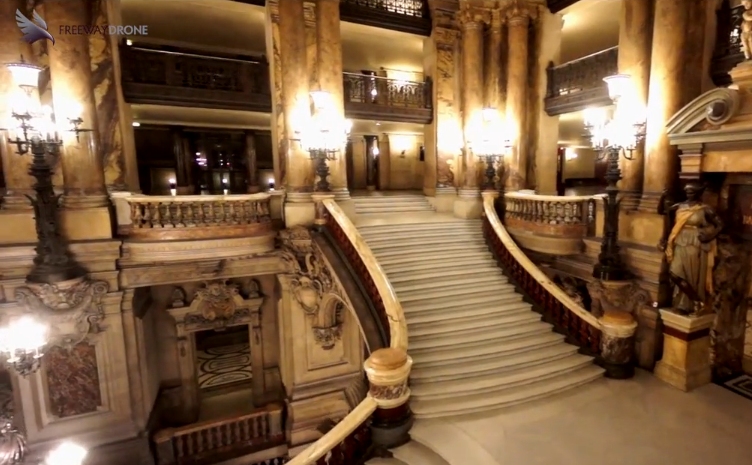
[45,342,102,418]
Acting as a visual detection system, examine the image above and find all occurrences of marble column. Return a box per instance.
[90,0,139,193]
[171,128,194,195]
[279,0,314,224]
[46,0,107,208]
[265,1,286,190]
[484,10,503,112]
[639,0,692,212]
[655,310,715,391]
[365,135,378,190]
[245,131,260,193]
[364,348,413,453]
[422,12,461,210]
[378,135,390,190]
[0,0,34,209]
[505,7,530,191]
[459,10,485,193]
[617,0,652,209]
[598,310,638,379]
[315,0,348,201]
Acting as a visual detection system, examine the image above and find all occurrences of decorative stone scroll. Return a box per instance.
[13,276,109,349]
[279,228,350,350]
[177,280,262,333]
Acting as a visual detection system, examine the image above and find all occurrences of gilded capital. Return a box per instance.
[502,0,538,25]
[456,6,490,30]
[490,9,503,30]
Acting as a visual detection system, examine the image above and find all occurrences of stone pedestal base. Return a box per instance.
[598,310,638,379]
[371,403,413,457]
[654,310,715,391]
[431,186,457,213]
[285,191,315,227]
[453,189,482,219]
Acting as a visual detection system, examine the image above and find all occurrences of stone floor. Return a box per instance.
[423,370,752,465]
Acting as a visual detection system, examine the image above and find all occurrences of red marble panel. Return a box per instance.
[46,342,102,418]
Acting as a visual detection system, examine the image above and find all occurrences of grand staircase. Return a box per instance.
[353,193,435,215]
[356,195,604,419]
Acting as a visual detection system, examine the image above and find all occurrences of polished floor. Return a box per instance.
[419,370,752,465]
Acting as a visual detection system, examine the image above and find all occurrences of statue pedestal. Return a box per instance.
[654,310,715,391]
[598,310,638,379]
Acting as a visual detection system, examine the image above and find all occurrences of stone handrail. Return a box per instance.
[282,194,410,465]
[111,192,274,240]
[153,402,285,465]
[482,192,602,352]
[503,191,596,238]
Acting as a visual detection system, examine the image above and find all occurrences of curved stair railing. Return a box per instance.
[286,194,410,465]
[482,192,602,354]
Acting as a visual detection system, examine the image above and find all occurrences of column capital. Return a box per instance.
[303,1,316,27]
[434,26,460,51]
[490,9,503,30]
[457,6,490,30]
[502,0,538,26]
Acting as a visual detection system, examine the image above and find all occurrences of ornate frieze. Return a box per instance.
[501,0,540,23]
[456,5,490,29]
[13,276,109,349]
[279,228,349,350]
[586,280,651,318]
[171,280,263,332]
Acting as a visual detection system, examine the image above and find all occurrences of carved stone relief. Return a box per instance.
[279,228,349,350]
[586,280,651,318]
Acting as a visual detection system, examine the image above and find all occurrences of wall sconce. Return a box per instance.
[169,177,177,196]
[399,150,406,158]
[564,147,578,161]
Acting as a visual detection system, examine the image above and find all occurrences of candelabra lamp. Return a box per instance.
[474,108,508,190]
[300,91,351,192]
[584,74,646,281]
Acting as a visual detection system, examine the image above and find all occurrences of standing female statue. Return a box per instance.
[658,182,724,315]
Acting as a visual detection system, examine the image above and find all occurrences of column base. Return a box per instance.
[619,190,641,211]
[453,188,481,219]
[637,191,662,213]
[432,186,457,213]
[654,310,715,391]
[598,309,638,379]
[62,193,110,209]
[1,192,33,210]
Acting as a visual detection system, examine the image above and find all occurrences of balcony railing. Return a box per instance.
[712,1,745,86]
[339,0,431,36]
[343,73,432,124]
[120,45,272,112]
[153,403,285,465]
[501,192,596,256]
[544,47,618,116]
[120,46,433,123]
[112,193,274,241]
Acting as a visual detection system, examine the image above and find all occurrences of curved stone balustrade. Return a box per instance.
[502,191,596,255]
[483,192,602,353]
[283,195,411,465]
[111,193,274,240]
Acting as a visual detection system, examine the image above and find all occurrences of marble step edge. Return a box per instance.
[407,321,551,351]
[408,310,541,339]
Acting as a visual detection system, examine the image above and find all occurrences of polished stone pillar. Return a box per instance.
[655,310,715,391]
[505,9,530,191]
[364,348,413,454]
[171,128,194,195]
[617,0,652,209]
[315,0,349,201]
[484,10,504,111]
[378,136,390,190]
[639,0,691,212]
[279,0,314,224]
[459,10,485,192]
[265,1,287,190]
[0,0,34,209]
[245,131,260,193]
[46,0,107,208]
[365,135,378,190]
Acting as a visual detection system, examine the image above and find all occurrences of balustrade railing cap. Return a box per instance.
[365,347,408,370]
[125,193,271,202]
[504,192,595,202]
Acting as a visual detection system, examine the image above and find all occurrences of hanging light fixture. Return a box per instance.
[299,91,350,192]
[472,107,510,190]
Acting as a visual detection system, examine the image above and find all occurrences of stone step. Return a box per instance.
[410,343,579,383]
[391,440,451,465]
[410,332,566,367]
[409,421,500,465]
[410,353,594,400]
[362,229,484,243]
[377,250,492,268]
[368,235,484,251]
[384,258,498,276]
[387,265,500,284]
[358,220,481,234]
[373,242,488,258]
[411,364,605,418]
[408,320,552,351]
[408,307,539,338]
[394,274,506,295]
[406,300,532,326]
[356,206,435,213]
[366,458,409,465]
[399,286,519,306]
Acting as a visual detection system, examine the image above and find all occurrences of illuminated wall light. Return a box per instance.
[168,177,177,196]
[132,122,140,127]
[126,39,133,46]
[564,147,578,161]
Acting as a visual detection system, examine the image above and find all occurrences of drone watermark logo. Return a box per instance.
[15,9,148,45]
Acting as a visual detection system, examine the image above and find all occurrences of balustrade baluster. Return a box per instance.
[162,202,174,227]
[151,203,162,228]
[252,415,259,437]
[241,417,251,440]
[174,436,185,459]
[206,426,214,450]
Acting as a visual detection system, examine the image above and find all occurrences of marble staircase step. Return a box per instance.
[368,235,484,251]
[410,332,567,367]
[361,229,484,242]
[372,242,486,258]
[408,320,552,351]
[398,285,518,305]
[388,265,503,285]
[382,256,497,275]
[376,251,491,268]
[410,343,579,383]
[410,364,605,418]
[394,274,506,294]
[357,220,481,234]
[408,421,500,465]
[356,206,435,214]
[366,459,409,465]
[405,300,532,325]
[391,440,450,465]
[408,309,540,338]
[410,353,594,400]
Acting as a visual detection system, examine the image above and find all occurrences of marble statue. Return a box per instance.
[742,0,752,60]
[658,182,724,315]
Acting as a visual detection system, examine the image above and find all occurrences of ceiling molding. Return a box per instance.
[548,0,580,13]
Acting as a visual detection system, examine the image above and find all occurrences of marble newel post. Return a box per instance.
[279,0,314,226]
[655,310,715,391]
[616,0,652,209]
[504,3,532,191]
[639,0,693,212]
[454,7,486,219]
[244,131,260,193]
[364,348,413,454]
[315,0,350,207]
[0,0,34,209]
[598,309,638,379]
[45,0,107,208]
